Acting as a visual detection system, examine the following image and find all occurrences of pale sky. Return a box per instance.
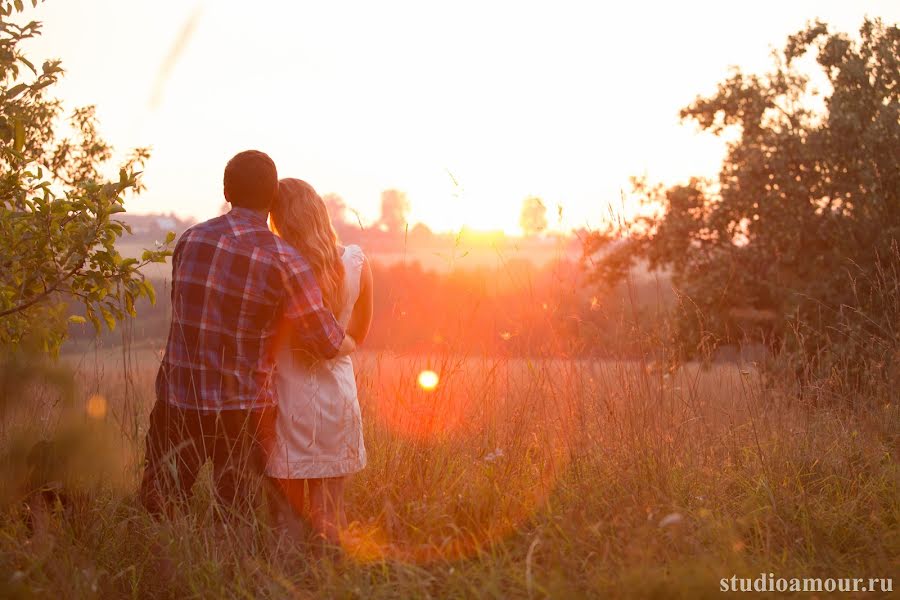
[24,0,899,234]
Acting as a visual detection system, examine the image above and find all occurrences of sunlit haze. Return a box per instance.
[26,0,899,234]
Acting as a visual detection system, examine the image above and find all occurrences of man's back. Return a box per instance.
[157,207,344,411]
[141,150,350,516]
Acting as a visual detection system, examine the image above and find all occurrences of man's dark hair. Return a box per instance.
[223,150,278,211]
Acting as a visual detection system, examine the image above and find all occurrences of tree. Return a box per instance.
[408,222,434,243]
[322,192,347,224]
[519,196,547,237]
[0,2,171,354]
[583,20,899,372]
[378,189,410,233]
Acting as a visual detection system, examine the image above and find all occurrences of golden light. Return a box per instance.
[86,394,108,419]
[417,370,439,392]
[348,390,574,565]
[350,357,577,565]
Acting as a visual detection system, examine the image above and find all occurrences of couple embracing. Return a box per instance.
[139,150,373,546]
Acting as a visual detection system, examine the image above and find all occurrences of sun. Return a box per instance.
[417,370,439,392]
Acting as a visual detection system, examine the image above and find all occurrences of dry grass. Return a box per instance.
[0,345,897,598]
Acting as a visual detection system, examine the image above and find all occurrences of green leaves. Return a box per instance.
[0,0,41,18]
[584,19,900,371]
[6,83,27,98]
[99,306,116,331]
[12,117,23,151]
[0,4,173,354]
[141,279,157,306]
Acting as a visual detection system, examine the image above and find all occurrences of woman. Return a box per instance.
[266,178,374,546]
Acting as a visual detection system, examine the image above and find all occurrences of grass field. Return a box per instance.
[0,343,896,598]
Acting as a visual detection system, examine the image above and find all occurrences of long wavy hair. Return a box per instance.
[271,178,346,315]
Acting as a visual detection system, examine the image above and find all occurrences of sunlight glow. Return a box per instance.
[28,1,897,233]
[417,370,439,391]
[346,359,577,564]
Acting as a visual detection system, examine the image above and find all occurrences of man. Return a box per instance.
[139,150,355,516]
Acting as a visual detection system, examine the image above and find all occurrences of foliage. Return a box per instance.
[378,188,410,233]
[519,195,548,237]
[584,20,899,376]
[0,2,172,354]
[322,192,348,225]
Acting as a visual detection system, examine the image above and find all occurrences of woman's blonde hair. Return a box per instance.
[271,178,346,315]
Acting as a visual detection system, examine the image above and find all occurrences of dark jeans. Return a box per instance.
[139,399,275,517]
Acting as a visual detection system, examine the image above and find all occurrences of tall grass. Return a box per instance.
[1,337,897,598]
[783,242,900,406]
[1,246,898,598]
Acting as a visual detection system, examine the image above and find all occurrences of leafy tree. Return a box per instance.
[0,1,171,354]
[378,189,410,233]
[322,192,347,224]
[519,196,547,237]
[583,20,899,373]
[408,221,434,243]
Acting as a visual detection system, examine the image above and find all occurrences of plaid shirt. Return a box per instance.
[156,208,345,411]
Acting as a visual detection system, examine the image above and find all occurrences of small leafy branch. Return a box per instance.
[0,1,173,353]
[0,0,39,17]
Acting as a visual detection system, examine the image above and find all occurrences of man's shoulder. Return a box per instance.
[179,214,279,250]
[174,214,311,274]
[179,215,229,243]
[269,236,313,274]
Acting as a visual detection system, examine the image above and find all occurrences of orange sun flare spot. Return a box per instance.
[86,394,107,419]
[356,358,579,565]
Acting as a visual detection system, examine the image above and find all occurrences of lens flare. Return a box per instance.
[351,356,577,565]
[86,394,107,419]
[417,370,439,391]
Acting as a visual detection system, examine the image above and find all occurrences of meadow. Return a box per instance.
[0,341,896,598]
[1,2,897,596]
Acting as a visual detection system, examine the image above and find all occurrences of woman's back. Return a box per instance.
[266,244,368,479]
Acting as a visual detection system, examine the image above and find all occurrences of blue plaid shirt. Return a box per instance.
[156,208,345,411]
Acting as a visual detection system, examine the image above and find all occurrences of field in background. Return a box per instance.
[1,343,896,598]
[114,231,583,281]
[67,250,676,363]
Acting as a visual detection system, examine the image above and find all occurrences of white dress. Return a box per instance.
[266,245,367,479]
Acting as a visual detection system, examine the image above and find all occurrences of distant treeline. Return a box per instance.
[66,258,675,359]
[119,210,583,261]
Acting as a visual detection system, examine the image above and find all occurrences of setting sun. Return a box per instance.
[26,1,897,234]
[417,370,440,391]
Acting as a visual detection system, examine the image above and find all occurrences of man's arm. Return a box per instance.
[337,333,357,356]
[169,235,186,300]
[279,252,346,359]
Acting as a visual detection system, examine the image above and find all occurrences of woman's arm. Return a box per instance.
[346,256,374,345]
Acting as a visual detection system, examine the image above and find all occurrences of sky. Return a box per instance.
[23,0,900,234]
